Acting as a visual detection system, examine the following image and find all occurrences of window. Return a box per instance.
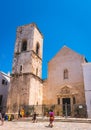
[20,65,22,73]
[36,42,40,55]
[64,69,68,79]
[2,79,7,85]
[36,68,38,76]
[21,40,27,51]
[2,79,5,85]
[57,98,60,105]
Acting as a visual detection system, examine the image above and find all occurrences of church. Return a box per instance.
[7,23,91,118]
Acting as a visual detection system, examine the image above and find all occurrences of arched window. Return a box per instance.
[21,40,27,51]
[20,65,22,73]
[36,42,40,55]
[64,69,68,79]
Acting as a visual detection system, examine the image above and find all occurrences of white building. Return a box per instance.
[82,63,91,118]
[0,71,10,112]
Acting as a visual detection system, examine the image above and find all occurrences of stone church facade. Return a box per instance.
[7,23,88,117]
[43,46,87,117]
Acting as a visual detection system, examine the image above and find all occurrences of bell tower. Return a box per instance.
[7,23,43,113]
[12,23,43,78]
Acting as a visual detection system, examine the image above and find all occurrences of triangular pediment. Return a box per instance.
[60,85,71,94]
[56,85,78,96]
[49,46,85,64]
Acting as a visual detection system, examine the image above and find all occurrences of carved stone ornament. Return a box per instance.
[61,86,70,94]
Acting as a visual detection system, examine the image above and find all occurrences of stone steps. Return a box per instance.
[13,117,91,123]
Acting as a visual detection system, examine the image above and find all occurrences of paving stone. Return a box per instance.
[0,121,91,130]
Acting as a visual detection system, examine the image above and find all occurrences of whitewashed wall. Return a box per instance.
[82,63,91,118]
[0,71,10,112]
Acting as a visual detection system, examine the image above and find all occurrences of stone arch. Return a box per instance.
[21,39,27,52]
[36,42,40,55]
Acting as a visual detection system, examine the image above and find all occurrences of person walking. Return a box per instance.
[18,108,21,119]
[49,109,54,127]
[32,112,37,123]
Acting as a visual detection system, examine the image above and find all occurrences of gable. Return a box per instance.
[56,85,78,97]
[49,46,86,65]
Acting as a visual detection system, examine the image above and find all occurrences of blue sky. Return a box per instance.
[0,0,91,79]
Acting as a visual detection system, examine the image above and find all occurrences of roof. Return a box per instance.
[0,71,10,78]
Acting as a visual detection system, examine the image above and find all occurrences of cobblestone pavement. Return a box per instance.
[0,121,91,130]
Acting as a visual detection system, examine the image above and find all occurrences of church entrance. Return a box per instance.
[62,98,71,116]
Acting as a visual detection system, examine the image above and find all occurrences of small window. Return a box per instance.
[36,68,38,76]
[36,42,40,55]
[20,65,22,73]
[64,69,68,79]
[57,98,60,105]
[21,40,27,51]
[2,79,5,85]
